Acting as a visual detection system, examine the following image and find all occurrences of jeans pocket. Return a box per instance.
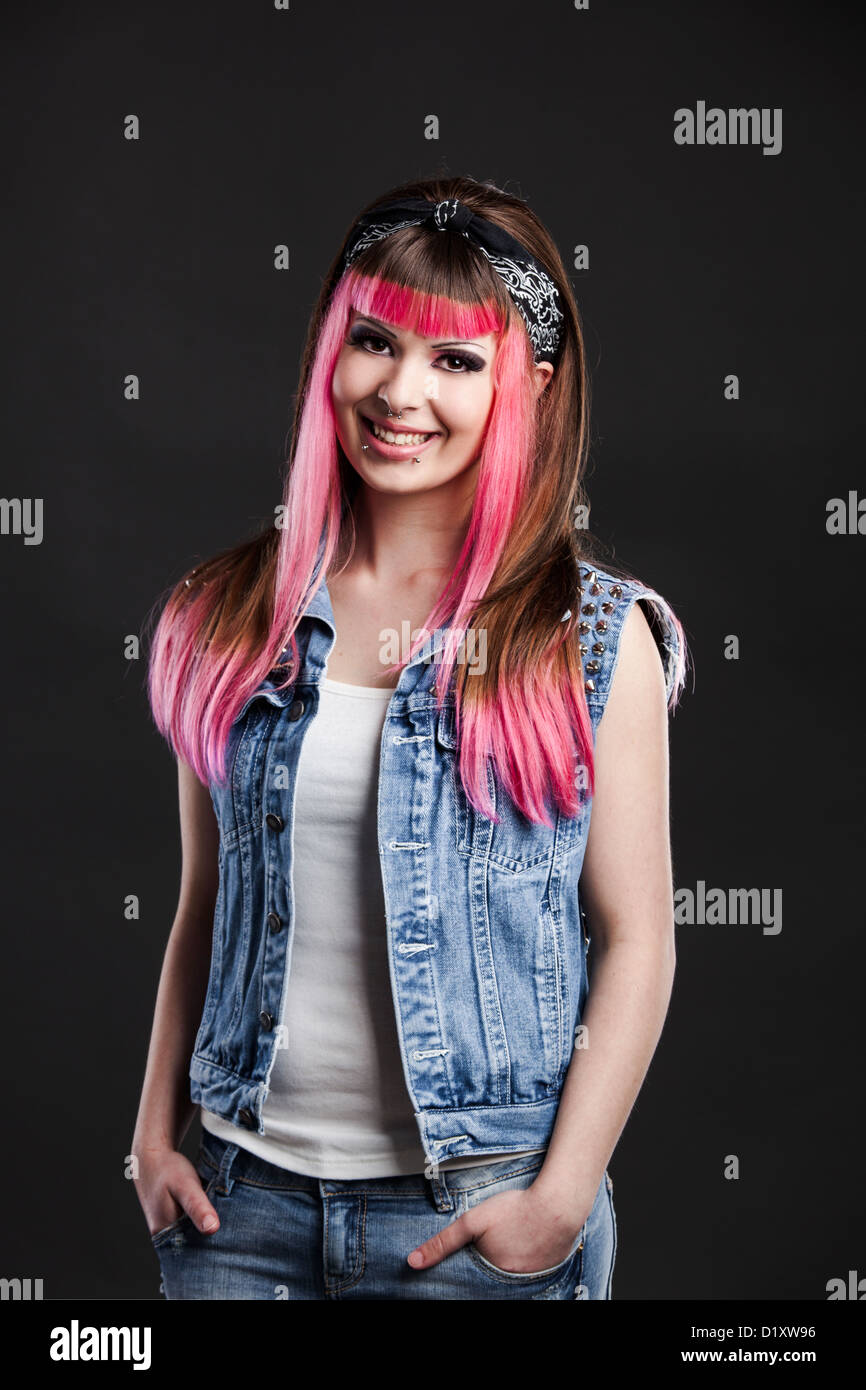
[455,1158,585,1288]
[150,1210,191,1247]
[150,1154,219,1249]
[466,1231,583,1286]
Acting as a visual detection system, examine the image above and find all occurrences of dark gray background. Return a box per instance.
[1,0,862,1300]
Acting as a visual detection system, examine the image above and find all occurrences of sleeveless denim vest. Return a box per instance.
[190,562,681,1168]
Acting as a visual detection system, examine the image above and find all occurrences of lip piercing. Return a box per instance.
[365,398,419,461]
[361,440,422,463]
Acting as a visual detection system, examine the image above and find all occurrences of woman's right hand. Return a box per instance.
[134,1145,220,1238]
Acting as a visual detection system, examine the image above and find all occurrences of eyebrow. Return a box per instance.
[351,312,489,353]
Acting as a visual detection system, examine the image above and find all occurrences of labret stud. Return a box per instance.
[361,442,422,463]
[363,399,420,460]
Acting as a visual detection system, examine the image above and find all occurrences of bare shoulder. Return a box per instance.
[602,599,668,728]
[176,757,219,923]
[580,599,673,938]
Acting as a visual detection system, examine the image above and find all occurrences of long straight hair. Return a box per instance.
[145,174,687,825]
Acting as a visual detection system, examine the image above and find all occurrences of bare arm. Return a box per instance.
[131,757,223,1236]
[532,599,676,1215]
[407,600,678,1273]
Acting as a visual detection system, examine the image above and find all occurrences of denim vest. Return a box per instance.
[190,562,681,1167]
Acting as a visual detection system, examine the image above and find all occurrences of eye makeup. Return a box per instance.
[346,323,486,374]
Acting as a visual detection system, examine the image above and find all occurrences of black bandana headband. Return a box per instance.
[340,197,565,364]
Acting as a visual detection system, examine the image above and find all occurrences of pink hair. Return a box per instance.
[148,267,685,826]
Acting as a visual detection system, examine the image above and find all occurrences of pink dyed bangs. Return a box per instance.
[347,271,505,351]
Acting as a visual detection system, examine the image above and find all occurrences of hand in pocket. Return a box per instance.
[408,1185,584,1274]
[134,1145,220,1239]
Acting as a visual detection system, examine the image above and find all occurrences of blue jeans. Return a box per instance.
[152,1131,617,1300]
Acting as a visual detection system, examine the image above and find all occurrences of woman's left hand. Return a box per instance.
[407,1182,588,1274]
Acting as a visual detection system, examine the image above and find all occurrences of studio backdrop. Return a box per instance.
[1,0,862,1311]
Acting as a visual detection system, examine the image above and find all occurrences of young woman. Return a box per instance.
[133,174,688,1301]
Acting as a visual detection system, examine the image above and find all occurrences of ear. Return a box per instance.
[533,360,555,397]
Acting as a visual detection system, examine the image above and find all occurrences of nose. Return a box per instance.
[377,356,432,417]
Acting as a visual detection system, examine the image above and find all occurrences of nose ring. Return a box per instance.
[364,391,418,461]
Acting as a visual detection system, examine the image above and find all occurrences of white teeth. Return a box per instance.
[369,420,434,446]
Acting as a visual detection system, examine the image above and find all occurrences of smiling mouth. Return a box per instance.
[361,415,440,447]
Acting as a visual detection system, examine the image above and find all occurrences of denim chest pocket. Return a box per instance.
[218,695,284,850]
[434,703,582,874]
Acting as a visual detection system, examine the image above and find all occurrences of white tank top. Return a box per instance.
[202,676,545,1179]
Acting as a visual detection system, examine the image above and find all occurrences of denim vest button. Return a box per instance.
[265,812,284,831]
[238,1108,256,1128]
[259,1011,274,1030]
[288,699,305,721]
[267,911,282,932]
